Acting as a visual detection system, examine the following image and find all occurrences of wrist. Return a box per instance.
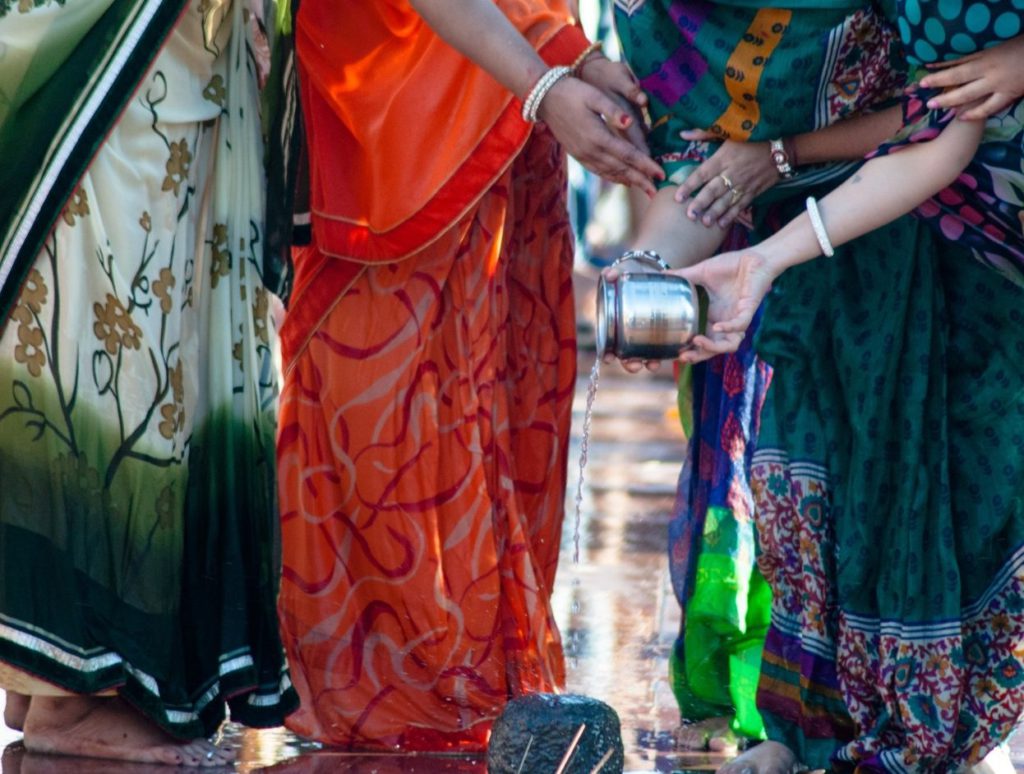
[522,67,573,123]
[763,215,822,273]
[571,41,604,77]
[769,137,795,179]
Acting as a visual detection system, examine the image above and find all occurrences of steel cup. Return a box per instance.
[596,270,699,361]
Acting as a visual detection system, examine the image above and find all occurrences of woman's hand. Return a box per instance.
[537,76,664,196]
[671,130,781,228]
[918,35,1024,120]
[577,56,651,154]
[674,248,777,363]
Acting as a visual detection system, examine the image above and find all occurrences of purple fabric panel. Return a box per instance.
[639,0,711,107]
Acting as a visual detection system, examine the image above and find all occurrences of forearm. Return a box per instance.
[790,105,904,165]
[409,0,549,98]
[764,117,984,274]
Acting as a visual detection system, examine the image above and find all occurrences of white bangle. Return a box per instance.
[805,196,834,257]
[521,66,572,123]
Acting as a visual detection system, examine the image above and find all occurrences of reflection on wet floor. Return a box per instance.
[4,357,1024,772]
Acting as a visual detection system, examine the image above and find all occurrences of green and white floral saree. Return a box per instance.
[0,0,297,737]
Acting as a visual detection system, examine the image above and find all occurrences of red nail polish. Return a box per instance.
[620,115,631,127]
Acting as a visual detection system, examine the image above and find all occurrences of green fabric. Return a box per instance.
[671,506,769,740]
[0,0,297,737]
[615,1,906,186]
[752,196,1024,769]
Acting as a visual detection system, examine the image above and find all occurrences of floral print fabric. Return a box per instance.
[0,0,296,737]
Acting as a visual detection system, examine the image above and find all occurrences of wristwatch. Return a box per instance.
[770,138,794,179]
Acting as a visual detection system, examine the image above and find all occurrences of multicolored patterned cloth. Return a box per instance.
[615,0,906,187]
[669,307,772,741]
[874,0,1024,287]
[615,0,909,741]
[751,3,1024,770]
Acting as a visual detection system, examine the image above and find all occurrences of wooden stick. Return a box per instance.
[589,748,614,774]
[515,735,534,774]
[553,723,587,774]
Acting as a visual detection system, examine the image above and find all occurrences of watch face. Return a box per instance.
[771,150,786,164]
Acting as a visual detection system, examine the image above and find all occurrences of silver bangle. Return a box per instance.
[805,196,835,257]
[521,66,572,123]
[611,249,670,271]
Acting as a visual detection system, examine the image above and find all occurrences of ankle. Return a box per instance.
[24,695,97,730]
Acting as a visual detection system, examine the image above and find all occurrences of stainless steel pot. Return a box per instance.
[596,267,700,361]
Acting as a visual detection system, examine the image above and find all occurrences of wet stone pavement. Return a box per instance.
[3,355,1024,772]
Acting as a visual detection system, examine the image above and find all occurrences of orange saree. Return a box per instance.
[276,0,587,751]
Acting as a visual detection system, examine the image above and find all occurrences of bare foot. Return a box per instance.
[717,740,803,774]
[677,716,740,753]
[4,692,30,731]
[23,696,235,767]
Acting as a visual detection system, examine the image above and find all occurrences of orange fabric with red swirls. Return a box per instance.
[295,0,588,265]
[276,129,577,750]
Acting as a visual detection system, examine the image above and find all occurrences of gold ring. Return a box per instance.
[730,187,743,204]
[718,172,734,190]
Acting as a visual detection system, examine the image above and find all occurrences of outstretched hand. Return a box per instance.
[538,76,664,196]
[917,35,1024,120]
[674,249,776,364]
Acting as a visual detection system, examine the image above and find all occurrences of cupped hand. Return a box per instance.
[672,130,780,228]
[673,248,776,364]
[537,76,664,196]
[918,35,1024,120]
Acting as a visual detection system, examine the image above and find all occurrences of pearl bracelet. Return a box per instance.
[521,65,572,123]
[805,196,835,257]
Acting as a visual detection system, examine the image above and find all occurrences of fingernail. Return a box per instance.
[620,115,631,127]
[702,216,712,226]
[926,99,939,109]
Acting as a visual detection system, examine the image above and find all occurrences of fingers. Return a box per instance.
[925,79,989,111]
[677,332,743,363]
[918,60,980,90]
[922,52,981,73]
[592,59,649,109]
[712,306,756,334]
[622,117,651,156]
[609,356,663,373]
[585,91,665,180]
[678,128,717,142]
[686,176,735,223]
[696,186,737,227]
[573,135,662,195]
[958,92,1013,120]
[716,200,747,228]
[673,159,719,202]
